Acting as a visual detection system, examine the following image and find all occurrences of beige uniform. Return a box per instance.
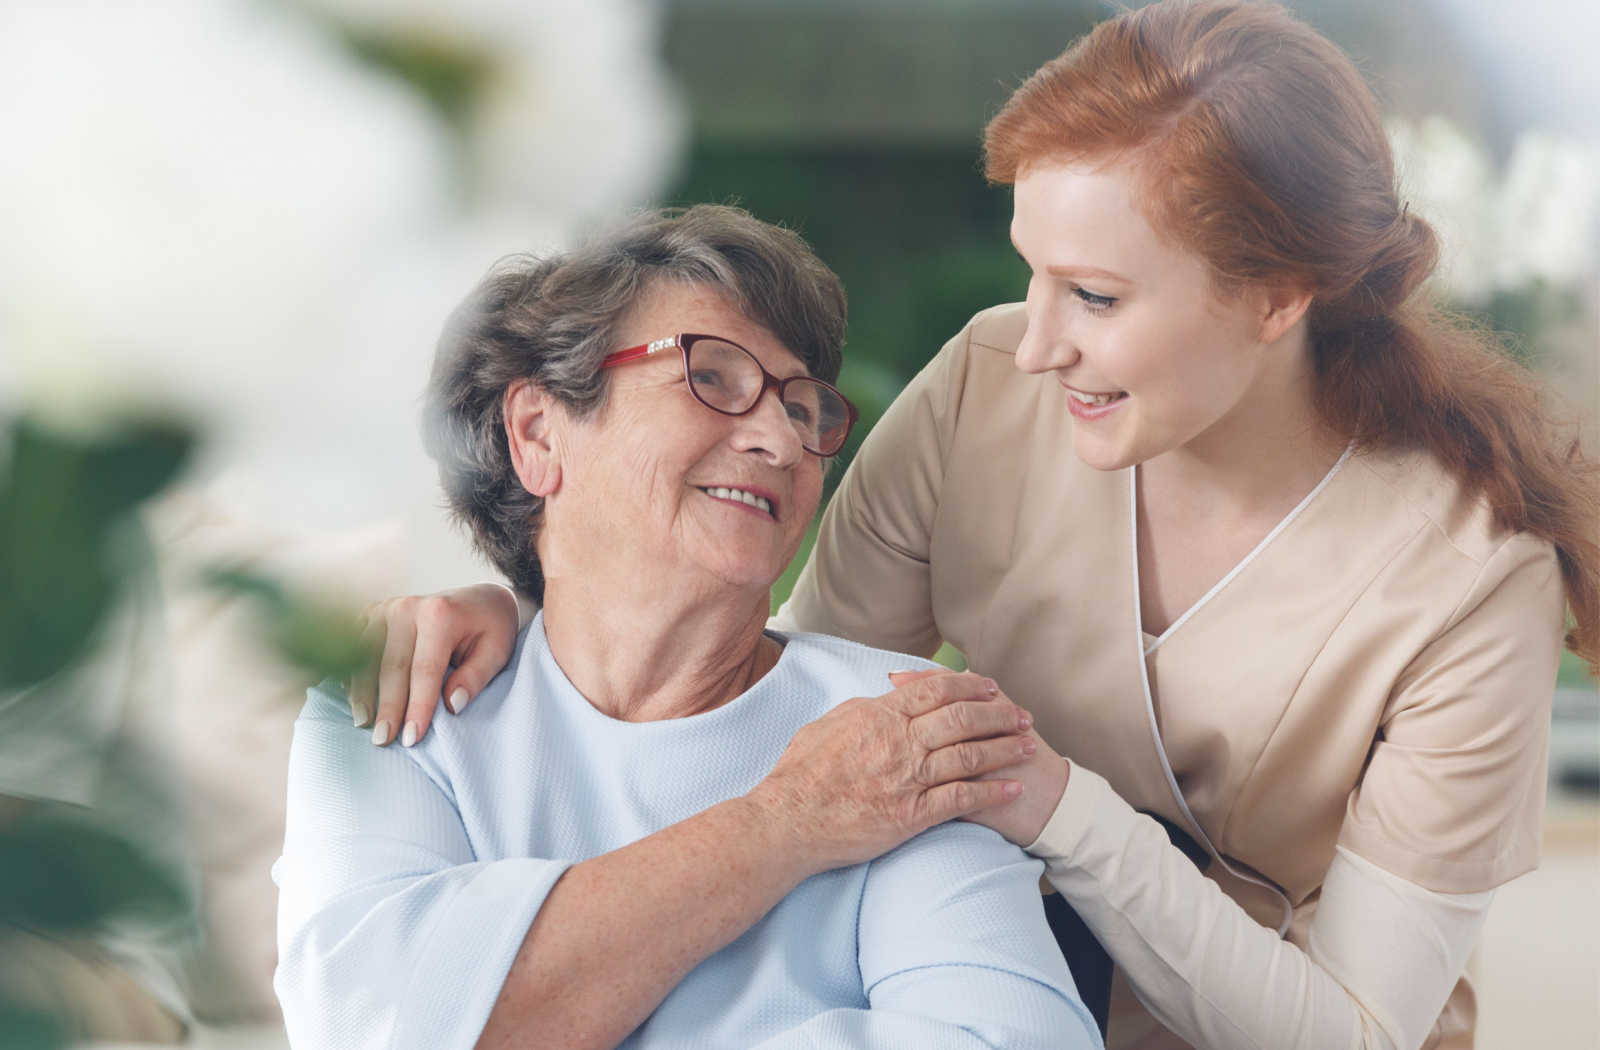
[780,303,1565,1048]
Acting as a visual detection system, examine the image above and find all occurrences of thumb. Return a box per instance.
[441,660,499,715]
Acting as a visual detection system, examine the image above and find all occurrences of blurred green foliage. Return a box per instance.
[0,418,191,691]
[0,1006,64,1050]
[201,566,373,683]
[0,415,196,1049]
[0,414,371,1047]
[0,810,189,932]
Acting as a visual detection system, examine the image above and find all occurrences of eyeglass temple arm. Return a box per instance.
[605,336,681,367]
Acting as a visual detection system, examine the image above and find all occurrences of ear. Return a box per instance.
[1257,283,1314,345]
[503,379,563,498]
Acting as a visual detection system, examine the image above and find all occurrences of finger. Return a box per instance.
[886,668,946,686]
[349,615,386,728]
[400,619,453,749]
[910,699,1032,750]
[918,778,1024,826]
[440,601,519,716]
[887,671,1001,718]
[371,615,418,747]
[439,640,504,717]
[917,734,1037,787]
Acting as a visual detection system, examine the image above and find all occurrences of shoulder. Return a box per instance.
[907,302,1052,445]
[932,302,1030,391]
[771,632,943,713]
[964,301,1029,355]
[1351,446,1550,567]
[1349,446,1562,613]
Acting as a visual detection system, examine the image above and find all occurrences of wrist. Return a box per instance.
[1015,753,1071,847]
[732,785,830,884]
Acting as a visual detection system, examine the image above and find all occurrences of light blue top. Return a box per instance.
[273,616,1101,1049]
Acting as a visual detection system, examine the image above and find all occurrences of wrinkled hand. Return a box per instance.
[350,584,522,746]
[748,669,1037,875]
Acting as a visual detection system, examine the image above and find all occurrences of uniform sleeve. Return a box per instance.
[773,330,969,657]
[272,683,568,1050]
[1338,532,1563,891]
[749,822,1101,1049]
[1029,767,1494,1050]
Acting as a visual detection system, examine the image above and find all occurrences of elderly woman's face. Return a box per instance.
[546,282,825,596]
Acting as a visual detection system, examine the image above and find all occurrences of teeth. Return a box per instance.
[1070,390,1124,407]
[703,487,773,515]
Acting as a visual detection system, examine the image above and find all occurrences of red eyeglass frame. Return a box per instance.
[599,333,858,456]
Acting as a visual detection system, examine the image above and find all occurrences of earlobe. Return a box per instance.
[504,380,562,498]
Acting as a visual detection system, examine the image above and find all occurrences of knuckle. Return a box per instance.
[415,594,452,626]
[958,742,982,774]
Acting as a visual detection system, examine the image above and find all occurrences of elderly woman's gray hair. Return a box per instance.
[423,204,849,604]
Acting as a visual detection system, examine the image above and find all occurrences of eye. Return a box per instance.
[1074,286,1117,312]
[689,368,726,389]
[784,401,815,426]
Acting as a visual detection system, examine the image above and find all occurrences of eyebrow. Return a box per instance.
[1010,237,1131,285]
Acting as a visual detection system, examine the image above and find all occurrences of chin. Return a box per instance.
[1070,434,1137,474]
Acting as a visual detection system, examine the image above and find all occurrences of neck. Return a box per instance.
[1142,330,1346,517]
[540,577,777,722]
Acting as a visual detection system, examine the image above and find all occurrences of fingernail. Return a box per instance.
[1020,737,1037,756]
[449,687,471,714]
[401,722,418,748]
[352,703,368,728]
[1017,709,1032,731]
[372,720,391,746]
[1004,782,1024,797]
[984,678,999,697]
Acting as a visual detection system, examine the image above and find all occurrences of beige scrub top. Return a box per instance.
[781,303,1566,1048]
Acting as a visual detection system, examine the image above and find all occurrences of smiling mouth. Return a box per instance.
[698,486,776,518]
[1067,389,1128,408]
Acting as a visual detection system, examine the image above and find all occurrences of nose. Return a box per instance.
[729,387,805,468]
[1013,279,1079,375]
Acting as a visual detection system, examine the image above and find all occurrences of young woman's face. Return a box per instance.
[1009,159,1286,472]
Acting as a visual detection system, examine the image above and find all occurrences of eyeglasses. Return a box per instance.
[600,333,858,457]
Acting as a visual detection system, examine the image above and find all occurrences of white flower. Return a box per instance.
[0,0,681,546]
[0,0,455,424]
[1389,116,1600,304]
[1493,133,1600,292]
[1388,116,1497,304]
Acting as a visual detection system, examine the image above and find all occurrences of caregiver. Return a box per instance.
[357,3,1598,1048]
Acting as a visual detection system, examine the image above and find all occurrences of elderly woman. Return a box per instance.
[272,205,1102,1049]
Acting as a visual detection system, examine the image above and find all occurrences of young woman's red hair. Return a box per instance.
[985,0,1599,673]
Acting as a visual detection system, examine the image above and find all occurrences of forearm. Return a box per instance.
[477,795,810,1050]
[1029,766,1488,1050]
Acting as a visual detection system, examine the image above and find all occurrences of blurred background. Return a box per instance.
[0,0,1594,1047]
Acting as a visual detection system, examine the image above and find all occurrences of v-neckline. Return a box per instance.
[1132,444,1354,657]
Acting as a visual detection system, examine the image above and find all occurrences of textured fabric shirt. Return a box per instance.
[776,302,1565,1049]
[273,616,1103,1049]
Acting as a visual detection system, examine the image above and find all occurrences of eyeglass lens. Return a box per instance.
[686,338,851,455]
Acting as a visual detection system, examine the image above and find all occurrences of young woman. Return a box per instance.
[354,3,1598,1047]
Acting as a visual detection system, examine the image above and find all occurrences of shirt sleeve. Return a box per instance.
[748,822,1102,1049]
[1338,531,1563,891]
[1028,765,1496,1050]
[272,682,568,1050]
[773,330,968,656]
